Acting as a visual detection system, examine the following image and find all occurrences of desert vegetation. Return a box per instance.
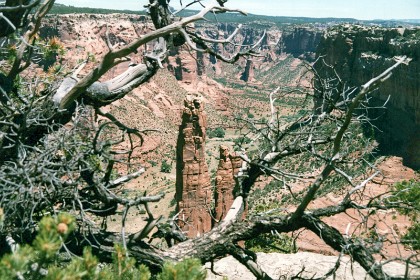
[0,0,418,279]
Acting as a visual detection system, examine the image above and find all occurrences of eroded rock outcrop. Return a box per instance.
[175,95,212,238]
[175,98,244,237]
[214,145,242,223]
[315,25,420,168]
[206,252,420,280]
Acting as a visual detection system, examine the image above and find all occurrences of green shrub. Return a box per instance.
[169,197,177,207]
[233,136,252,147]
[0,213,79,279]
[207,127,225,139]
[402,223,420,250]
[160,160,172,173]
[100,245,151,280]
[245,232,297,254]
[389,179,420,217]
[158,258,206,280]
[389,179,420,250]
[148,160,158,167]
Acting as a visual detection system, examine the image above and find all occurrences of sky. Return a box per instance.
[55,0,420,20]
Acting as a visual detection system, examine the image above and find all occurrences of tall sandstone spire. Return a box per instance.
[175,95,243,238]
[175,95,212,238]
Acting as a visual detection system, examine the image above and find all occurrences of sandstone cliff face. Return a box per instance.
[175,95,213,238]
[315,25,420,168]
[38,15,249,230]
[280,27,323,61]
[167,46,205,83]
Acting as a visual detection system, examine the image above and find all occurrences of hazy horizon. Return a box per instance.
[55,0,420,20]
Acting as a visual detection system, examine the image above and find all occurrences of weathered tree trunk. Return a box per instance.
[302,215,394,280]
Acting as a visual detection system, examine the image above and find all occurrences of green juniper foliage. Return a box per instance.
[207,127,226,139]
[245,232,297,254]
[157,258,206,280]
[0,214,205,280]
[160,159,172,173]
[388,179,420,250]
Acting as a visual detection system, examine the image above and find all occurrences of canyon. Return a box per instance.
[2,0,420,277]
[32,12,419,275]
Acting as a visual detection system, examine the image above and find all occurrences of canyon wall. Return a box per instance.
[167,46,206,83]
[39,14,151,57]
[167,23,277,83]
[315,25,420,168]
[168,23,323,84]
[279,27,323,61]
[38,14,327,93]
